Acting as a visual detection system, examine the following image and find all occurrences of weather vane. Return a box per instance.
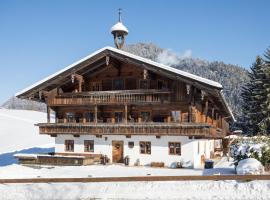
[118,8,122,22]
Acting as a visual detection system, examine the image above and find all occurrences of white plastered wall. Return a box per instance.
[55,135,215,168]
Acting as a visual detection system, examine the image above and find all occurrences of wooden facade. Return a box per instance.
[17,48,233,139]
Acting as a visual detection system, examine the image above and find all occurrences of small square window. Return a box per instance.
[140,141,151,154]
[128,141,134,148]
[168,142,181,155]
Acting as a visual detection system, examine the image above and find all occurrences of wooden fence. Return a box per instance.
[0,175,269,184]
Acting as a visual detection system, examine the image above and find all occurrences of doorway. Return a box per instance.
[112,140,124,163]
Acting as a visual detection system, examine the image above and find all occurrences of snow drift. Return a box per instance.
[236,158,264,175]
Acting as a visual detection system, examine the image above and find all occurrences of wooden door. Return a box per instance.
[112,141,124,163]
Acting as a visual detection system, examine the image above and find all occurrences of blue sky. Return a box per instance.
[0,0,269,104]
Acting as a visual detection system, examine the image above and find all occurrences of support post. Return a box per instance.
[211,108,215,124]
[94,105,98,124]
[47,106,51,123]
[125,104,128,124]
[204,99,209,123]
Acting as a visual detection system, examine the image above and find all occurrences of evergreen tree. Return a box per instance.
[259,48,270,134]
[241,56,266,135]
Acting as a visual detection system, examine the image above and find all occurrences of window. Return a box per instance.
[157,80,167,90]
[139,80,149,89]
[171,111,180,123]
[128,141,134,148]
[141,111,151,122]
[140,141,151,154]
[91,82,102,91]
[66,112,75,123]
[84,140,94,152]
[85,112,94,122]
[126,78,137,90]
[113,78,124,90]
[168,142,181,155]
[65,140,74,152]
[115,112,123,123]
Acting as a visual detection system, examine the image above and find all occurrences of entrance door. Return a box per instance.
[112,141,124,163]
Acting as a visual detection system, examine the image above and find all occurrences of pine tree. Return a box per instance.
[259,48,270,134]
[241,56,266,135]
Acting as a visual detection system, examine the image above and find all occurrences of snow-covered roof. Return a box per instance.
[111,22,129,34]
[16,46,222,97]
[15,46,234,120]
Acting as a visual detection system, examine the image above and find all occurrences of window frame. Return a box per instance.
[84,140,94,152]
[168,142,181,155]
[140,141,151,154]
[139,79,149,89]
[113,78,125,90]
[65,140,74,152]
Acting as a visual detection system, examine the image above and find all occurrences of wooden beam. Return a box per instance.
[204,99,209,123]
[47,106,51,123]
[125,104,128,124]
[94,105,98,124]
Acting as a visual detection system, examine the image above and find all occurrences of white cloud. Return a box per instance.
[157,49,192,66]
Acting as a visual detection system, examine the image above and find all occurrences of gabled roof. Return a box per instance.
[15,46,235,121]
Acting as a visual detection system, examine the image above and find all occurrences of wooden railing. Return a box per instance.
[47,89,171,106]
[37,122,220,137]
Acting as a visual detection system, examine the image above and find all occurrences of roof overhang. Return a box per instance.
[15,46,235,121]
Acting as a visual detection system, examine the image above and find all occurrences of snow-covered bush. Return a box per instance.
[236,158,264,175]
[230,136,270,167]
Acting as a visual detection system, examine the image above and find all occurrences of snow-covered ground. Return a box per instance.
[0,160,269,200]
[0,157,235,179]
[0,109,54,166]
[0,180,269,200]
[0,109,53,153]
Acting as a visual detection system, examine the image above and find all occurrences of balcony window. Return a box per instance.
[171,111,180,123]
[168,142,181,155]
[85,112,94,123]
[113,78,124,90]
[75,113,83,123]
[65,140,74,152]
[91,81,102,91]
[84,140,94,152]
[139,80,149,89]
[140,141,151,154]
[66,112,75,123]
[126,78,137,90]
[141,111,151,122]
[157,80,167,90]
[115,112,123,123]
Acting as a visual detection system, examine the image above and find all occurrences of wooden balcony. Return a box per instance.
[47,89,171,106]
[37,122,224,138]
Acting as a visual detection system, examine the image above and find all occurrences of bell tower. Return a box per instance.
[111,9,129,49]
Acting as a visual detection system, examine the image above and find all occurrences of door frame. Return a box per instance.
[112,140,124,163]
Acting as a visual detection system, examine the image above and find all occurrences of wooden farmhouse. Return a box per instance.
[15,12,234,168]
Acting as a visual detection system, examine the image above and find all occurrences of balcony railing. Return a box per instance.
[37,122,225,138]
[47,89,171,106]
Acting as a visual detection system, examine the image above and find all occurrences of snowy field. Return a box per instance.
[0,160,269,199]
[0,180,269,200]
[0,109,53,153]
